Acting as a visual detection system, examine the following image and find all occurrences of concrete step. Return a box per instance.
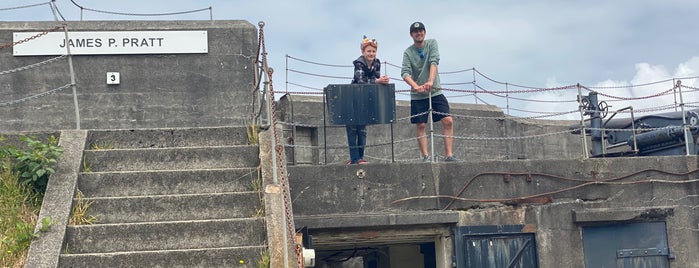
[78,168,259,197]
[64,218,266,254]
[82,146,260,172]
[85,126,254,149]
[58,246,266,268]
[83,192,262,224]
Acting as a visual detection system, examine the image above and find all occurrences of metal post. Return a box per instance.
[673,78,678,112]
[391,122,395,163]
[63,25,80,130]
[208,6,213,20]
[323,89,328,165]
[576,83,589,159]
[265,82,277,184]
[677,80,692,155]
[428,91,435,162]
[588,92,602,156]
[505,82,510,115]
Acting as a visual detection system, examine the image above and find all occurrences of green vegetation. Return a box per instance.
[257,250,270,268]
[3,136,63,197]
[89,142,113,150]
[69,190,97,225]
[251,167,265,218]
[246,121,260,145]
[0,136,63,267]
[81,155,92,173]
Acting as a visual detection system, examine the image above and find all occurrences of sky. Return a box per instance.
[3,0,699,119]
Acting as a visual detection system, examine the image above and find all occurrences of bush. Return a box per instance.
[1,136,63,196]
[0,135,62,267]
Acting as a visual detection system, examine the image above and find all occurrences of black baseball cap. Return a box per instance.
[410,22,426,32]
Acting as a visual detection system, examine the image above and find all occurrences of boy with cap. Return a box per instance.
[401,21,458,162]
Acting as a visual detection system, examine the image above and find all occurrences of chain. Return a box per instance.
[433,110,579,120]
[287,82,324,91]
[0,1,50,11]
[68,0,211,17]
[583,85,675,100]
[0,84,71,107]
[285,136,418,150]
[0,26,62,50]
[288,68,352,80]
[681,84,699,91]
[437,128,578,141]
[585,78,675,89]
[0,55,66,76]
[286,55,353,68]
[258,23,303,268]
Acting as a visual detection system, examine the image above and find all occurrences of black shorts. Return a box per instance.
[410,94,451,123]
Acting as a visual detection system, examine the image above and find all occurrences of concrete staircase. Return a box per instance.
[57,127,267,267]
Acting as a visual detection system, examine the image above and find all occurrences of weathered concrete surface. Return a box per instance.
[289,156,699,268]
[276,94,583,164]
[259,127,300,267]
[0,21,258,131]
[25,130,87,268]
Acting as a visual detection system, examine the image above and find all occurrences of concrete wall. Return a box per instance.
[288,156,699,267]
[0,20,258,131]
[276,94,584,163]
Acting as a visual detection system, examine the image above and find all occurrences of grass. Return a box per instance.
[81,156,91,173]
[69,190,97,226]
[0,136,62,267]
[0,158,40,267]
[246,121,260,145]
[89,142,113,150]
[257,250,270,268]
[251,168,265,218]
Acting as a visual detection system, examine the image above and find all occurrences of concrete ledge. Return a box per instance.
[572,206,676,223]
[26,130,87,268]
[295,211,459,229]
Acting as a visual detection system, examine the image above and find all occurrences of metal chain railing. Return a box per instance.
[257,22,303,268]
[0,84,71,107]
[68,0,213,20]
[0,1,50,11]
[0,55,66,75]
[0,25,62,49]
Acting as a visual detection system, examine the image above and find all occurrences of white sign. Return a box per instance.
[13,30,208,56]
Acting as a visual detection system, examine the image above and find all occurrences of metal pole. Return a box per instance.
[505,82,510,115]
[323,88,328,165]
[428,91,435,162]
[677,80,691,155]
[263,66,289,267]
[208,6,213,20]
[391,122,395,163]
[576,83,589,159]
[63,25,80,130]
[673,78,678,112]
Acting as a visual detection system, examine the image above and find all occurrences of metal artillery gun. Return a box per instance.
[572,92,699,157]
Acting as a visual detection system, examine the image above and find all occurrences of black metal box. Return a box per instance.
[324,83,396,125]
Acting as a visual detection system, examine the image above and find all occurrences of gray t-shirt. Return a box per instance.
[401,38,442,100]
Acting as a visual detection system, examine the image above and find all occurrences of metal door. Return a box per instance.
[582,222,670,268]
[455,225,539,268]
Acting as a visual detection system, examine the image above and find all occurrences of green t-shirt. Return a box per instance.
[401,38,442,100]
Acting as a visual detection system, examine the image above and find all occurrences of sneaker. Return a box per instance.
[422,155,431,163]
[345,160,353,165]
[357,159,368,165]
[444,156,459,162]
